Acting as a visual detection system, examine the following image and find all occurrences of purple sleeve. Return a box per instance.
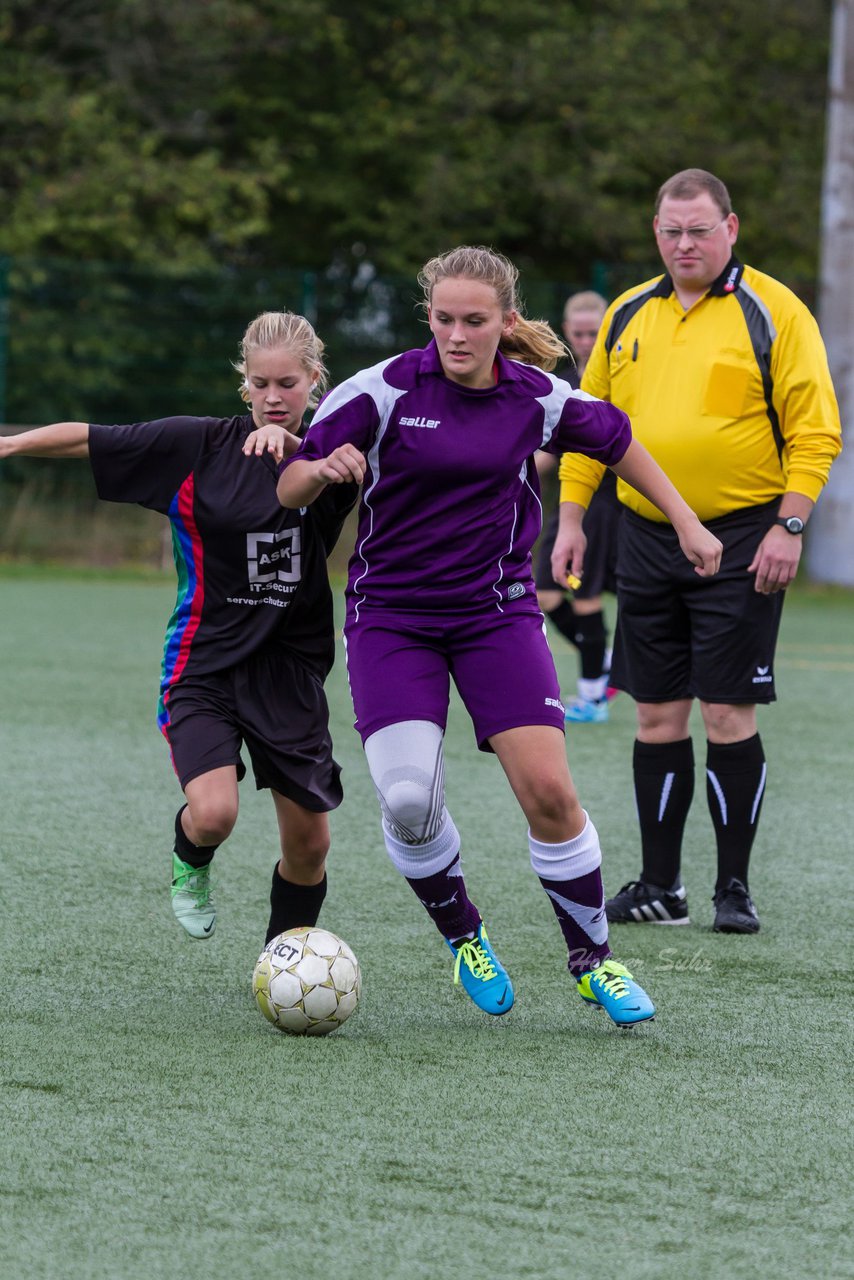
[278,389,380,478]
[544,396,632,466]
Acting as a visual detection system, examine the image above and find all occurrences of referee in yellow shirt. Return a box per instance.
[554,168,842,933]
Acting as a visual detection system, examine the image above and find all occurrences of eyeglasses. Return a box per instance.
[656,219,727,242]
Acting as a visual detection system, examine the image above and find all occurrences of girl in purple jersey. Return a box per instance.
[278,247,722,1027]
[0,312,355,949]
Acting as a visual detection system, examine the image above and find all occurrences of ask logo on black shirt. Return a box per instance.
[247,529,301,585]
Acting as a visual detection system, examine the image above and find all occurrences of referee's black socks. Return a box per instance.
[633,737,695,890]
[706,734,767,892]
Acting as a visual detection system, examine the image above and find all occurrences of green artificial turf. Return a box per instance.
[0,575,851,1279]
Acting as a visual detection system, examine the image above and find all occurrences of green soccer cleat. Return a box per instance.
[447,923,514,1016]
[171,853,216,939]
[576,959,655,1026]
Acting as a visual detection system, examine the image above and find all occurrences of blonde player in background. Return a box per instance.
[534,291,622,722]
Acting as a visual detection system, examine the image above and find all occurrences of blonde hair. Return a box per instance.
[418,245,569,372]
[562,290,608,326]
[234,311,329,410]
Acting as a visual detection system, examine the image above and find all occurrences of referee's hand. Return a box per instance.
[551,513,586,588]
[748,525,802,594]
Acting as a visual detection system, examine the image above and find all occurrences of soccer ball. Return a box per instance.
[253,927,361,1036]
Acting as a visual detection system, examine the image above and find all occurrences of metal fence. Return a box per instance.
[0,254,624,429]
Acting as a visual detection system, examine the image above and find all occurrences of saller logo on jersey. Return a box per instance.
[399,416,440,428]
[507,583,526,600]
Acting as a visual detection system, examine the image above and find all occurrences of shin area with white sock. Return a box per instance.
[364,720,481,939]
[529,813,611,977]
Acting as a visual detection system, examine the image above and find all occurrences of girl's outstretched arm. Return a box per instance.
[0,422,91,459]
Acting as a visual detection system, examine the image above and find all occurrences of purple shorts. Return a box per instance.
[344,607,566,751]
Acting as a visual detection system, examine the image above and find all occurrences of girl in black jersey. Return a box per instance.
[0,312,356,946]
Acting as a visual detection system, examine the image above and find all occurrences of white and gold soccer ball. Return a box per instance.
[253,927,361,1036]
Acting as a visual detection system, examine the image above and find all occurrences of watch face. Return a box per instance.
[784,516,804,533]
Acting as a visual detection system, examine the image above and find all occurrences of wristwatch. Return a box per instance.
[775,515,805,534]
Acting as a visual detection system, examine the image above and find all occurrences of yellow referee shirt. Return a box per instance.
[559,256,842,523]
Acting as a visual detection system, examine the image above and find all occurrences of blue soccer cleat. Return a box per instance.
[565,697,609,724]
[447,923,514,1016]
[576,959,655,1026]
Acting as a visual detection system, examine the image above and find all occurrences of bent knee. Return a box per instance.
[382,779,435,843]
[187,801,237,847]
[524,775,580,828]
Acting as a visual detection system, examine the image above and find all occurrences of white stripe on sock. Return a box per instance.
[658,771,675,822]
[706,769,727,824]
[750,764,767,825]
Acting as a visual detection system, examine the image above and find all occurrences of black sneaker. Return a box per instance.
[712,878,760,933]
[605,879,690,925]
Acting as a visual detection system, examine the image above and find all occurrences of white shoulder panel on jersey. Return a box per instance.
[534,373,601,450]
[311,356,405,427]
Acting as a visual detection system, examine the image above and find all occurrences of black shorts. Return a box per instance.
[610,502,785,704]
[535,471,621,600]
[160,648,343,812]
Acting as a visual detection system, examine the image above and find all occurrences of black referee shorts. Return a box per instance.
[535,473,621,600]
[610,502,785,704]
[161,648,343,812]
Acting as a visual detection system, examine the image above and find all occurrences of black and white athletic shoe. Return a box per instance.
[605,879,690,925]
[712,878,760,934]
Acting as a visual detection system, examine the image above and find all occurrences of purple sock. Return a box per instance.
[539,866,611,978]
[405,855,482,942]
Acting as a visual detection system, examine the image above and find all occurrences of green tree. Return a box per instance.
[0,0,832,289]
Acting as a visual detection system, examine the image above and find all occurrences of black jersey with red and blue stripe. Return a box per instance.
[88,413,355,730]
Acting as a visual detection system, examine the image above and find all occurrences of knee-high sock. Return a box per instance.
[265,865,327,945]
[546,602,609,689]
[634,738,695,889]
[530,814,611,978]
[571,609,609,684]
[706,734,767,892]
[545,599,579,650]
[382,812,481,941]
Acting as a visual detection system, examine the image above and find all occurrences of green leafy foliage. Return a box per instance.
[0,0,832,285]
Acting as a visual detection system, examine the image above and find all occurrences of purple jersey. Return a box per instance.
[281,340,631,618]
